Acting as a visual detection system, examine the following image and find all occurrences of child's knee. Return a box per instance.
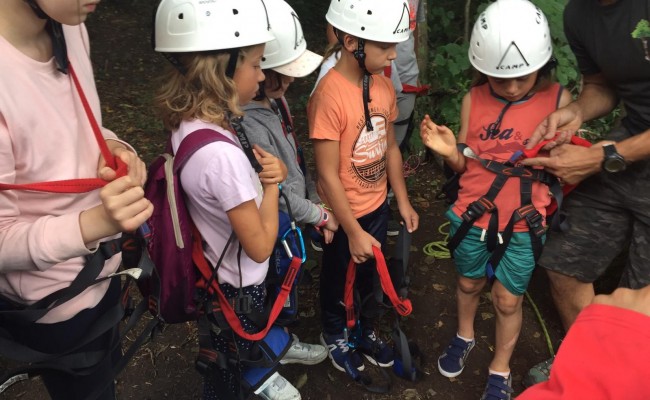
[457,275,486,295]
[492,287,522,316]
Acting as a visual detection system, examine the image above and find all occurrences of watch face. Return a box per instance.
[604,157,626,173]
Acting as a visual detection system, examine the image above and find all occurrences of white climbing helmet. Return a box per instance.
[468,0,553,78]
[261,0,323,77]
[325,0,411,44]
[154,0,274,53]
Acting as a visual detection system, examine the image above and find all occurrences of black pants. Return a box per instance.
[2,279,122,400]
[320,202,389,335]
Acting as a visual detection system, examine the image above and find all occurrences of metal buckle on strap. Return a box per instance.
[518,205,545,237]
[462,197,496,221]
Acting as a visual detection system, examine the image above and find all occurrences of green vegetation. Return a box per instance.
[631,19,650,39]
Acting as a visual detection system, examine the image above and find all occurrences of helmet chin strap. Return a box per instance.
[24,0,68,74]
[353,38,374,132]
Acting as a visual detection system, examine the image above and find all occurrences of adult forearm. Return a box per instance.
[616,129,650,164]
[573,80,619,123]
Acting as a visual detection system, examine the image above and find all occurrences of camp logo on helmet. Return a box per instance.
[393,2,410,35]
[495,42,529,71]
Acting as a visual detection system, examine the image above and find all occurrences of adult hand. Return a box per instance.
[98,140,147,186]
[527,104,583,150]
[419,114,457,158]
[348,230,380,265]
[521,142,607,185]
[398,202,419,233]
[254,145,288,185]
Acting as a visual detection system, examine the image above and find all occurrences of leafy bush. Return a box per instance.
[424,0,613,138]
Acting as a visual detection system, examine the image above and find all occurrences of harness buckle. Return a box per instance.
[234,294,253,315]
[519,205,545,237]
[462,197,496,221]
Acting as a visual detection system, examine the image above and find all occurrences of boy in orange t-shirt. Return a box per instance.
[309,0,419,380]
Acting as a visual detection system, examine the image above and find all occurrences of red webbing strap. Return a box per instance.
[401,83,430,96]
[521,135,592,215]
[192,232,302,341]
[0,63,126,193]
[344,246,413,329]
[521,134,592,160]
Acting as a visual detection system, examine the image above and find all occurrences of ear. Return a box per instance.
[341,33,358,53]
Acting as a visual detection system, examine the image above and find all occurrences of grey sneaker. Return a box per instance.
[280,334,328,365]
[255,372,301,400]
[523,357,553,387]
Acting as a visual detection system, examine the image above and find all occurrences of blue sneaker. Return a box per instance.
[437,335,475,378]
[356,330,394,367]
[320,332,365,374]
[480,373,513,400]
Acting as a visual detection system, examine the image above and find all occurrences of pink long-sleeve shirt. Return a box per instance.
[0,24,122,323]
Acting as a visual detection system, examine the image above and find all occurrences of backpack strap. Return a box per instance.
[173,128,237,172]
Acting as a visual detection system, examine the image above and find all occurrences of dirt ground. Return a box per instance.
[1,1,569,399]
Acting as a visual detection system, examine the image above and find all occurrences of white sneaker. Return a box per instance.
[255,372,301,400]
[280,334,328,365]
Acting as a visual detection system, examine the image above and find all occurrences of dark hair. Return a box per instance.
[471,57,558,93]
[252,69,284,101]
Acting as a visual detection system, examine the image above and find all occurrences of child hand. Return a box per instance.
[348,230,381,264]
[98,141,147,186]
[324,212,339,233]
[398,202,419,233]
[322,228,335,244]
[419,114,457,158]
[99,176,153,233]
[253,145,288,185]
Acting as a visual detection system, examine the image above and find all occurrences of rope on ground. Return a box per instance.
[423,221,555,358]
[422,221,451,259]
[524,291,556,358]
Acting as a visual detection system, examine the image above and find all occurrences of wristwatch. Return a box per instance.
[602,143,626,173]
[317,209,329,228]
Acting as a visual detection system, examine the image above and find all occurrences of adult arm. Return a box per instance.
[527,73,619,148]
[521,83,638,185]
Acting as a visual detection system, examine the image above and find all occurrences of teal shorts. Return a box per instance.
[446,208,544,296]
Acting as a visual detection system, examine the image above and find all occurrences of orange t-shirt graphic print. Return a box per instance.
[309,69,397,218]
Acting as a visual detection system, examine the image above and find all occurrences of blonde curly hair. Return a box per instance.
[155,45,260,131]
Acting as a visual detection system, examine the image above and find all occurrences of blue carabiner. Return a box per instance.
[281,225,306,263]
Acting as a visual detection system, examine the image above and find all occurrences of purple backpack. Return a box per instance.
[141,129,236,323]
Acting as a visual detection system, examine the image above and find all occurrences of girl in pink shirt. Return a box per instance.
[153,1,295,399]
[0,0,152,399]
